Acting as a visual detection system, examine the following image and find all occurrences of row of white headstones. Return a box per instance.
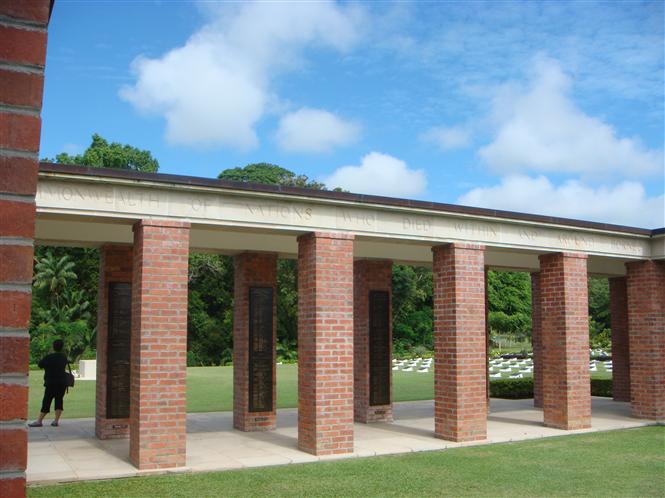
[392,358,432,373]
[392,349,613,378]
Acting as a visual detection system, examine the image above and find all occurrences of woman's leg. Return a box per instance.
[30,388,53,426]
[52,386,66,426]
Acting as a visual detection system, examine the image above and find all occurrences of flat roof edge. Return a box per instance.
[38,162,659,236]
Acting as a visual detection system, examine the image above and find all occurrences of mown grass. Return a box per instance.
[28,426,664,497]
[28,364,609,419]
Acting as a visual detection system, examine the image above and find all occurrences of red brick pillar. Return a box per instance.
[297,232,354,455]
[484,268,490,404]
[354,260,393,423]
[130,220,190,470]
[95,245,133,439]
[0,2,52,496]
[609,276,630,403]
[625,260,665,420]
[233,252,278,431]
[539,252,591,430]
[432,243,487,442]
[531,272,543,408]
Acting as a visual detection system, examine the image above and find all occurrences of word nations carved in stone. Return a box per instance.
[246,203,313,221]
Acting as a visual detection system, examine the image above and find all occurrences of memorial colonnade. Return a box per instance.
[90,218,664,470]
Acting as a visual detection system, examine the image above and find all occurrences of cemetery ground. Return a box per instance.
[27,364,662,497]
[28,364,613,419]
[28,426,664,497]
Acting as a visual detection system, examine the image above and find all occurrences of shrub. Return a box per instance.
[490,378,534,399]
[489,377,613,399]
[591,378,613,397]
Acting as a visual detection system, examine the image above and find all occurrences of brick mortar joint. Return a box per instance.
[0,103,41,117]
[0,192,36,203]
[0,61,44,74]
[432,243,486,253]
[0,471,26,479]
[539,251,588,261]
[297,232,355,241]
[134,219,192,229]
[0,15,48,31]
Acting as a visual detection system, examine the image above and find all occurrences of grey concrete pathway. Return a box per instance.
[27,397,655,484]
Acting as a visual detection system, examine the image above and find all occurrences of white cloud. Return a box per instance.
[422,125,472,150]
[458,175,664,228]
[119,2,363,149]
[61,143,83,156]
[275,108,360,153]
[323,152,427,197]
[479,56,663,177]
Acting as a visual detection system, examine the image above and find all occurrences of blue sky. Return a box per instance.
[40,1,664,228]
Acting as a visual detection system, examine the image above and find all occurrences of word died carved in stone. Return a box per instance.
[402,216,432,233]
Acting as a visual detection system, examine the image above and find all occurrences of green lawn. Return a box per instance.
[29,364,610,419]
[29,365,436,419]
[28,426,664,497]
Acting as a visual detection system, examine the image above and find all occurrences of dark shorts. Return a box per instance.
[40,384,66,413]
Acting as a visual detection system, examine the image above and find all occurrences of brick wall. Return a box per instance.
[297,232,354,455]
[609,276,630,403]
[539,252,591,430]
[432,243,487,442]
[626,260,665,420]
[0,2,52,496]
[129,220,190,470]
[531,272,543,408]
[95,245,133,439]
[353,259,393,423]
[484,268,490,404]
[233,252,278,431]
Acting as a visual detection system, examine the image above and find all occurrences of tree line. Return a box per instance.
[30,134,611,364]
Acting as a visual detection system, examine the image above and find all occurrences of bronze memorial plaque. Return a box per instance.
[369,290,390,406]
[107,282,131,419]
[249,287,273,412]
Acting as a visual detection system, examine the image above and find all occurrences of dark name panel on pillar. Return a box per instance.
[249,287,274,413]
[369,290,390,406]
[107,282,131,419]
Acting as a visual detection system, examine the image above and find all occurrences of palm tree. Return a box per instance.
[33,251,77,309]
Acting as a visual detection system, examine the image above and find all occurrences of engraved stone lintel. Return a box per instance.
[36,178,651,259]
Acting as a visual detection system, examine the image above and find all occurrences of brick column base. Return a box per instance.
[433,244,487,442]
[0,2,52,497]
[354,260,393,423]
[95,245,133,439]
[233,252,278,431]
[626,260,665,420]
[298,232,355,455]
[130,220,190,470]
[539,252,591,430]
[609,277,630,403]
[531,272,543,408]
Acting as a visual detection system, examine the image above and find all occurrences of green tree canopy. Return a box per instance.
[219,163,325,189]
[51,133,159,172]
[487,270,532,341]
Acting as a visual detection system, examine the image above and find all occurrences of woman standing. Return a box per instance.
[28,339,69,427]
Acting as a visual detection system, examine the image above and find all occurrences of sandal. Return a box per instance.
[28,421,43,427]
[51,421,59,427]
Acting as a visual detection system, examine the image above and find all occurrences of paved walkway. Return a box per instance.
[27,397,654,484]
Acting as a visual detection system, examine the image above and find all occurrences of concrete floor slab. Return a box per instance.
[27,397,656,485]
